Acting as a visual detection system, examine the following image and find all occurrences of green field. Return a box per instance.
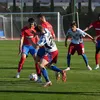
[0,40,100,100]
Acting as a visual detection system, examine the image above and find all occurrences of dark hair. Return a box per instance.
[28,18,35,23]
[37,13,45,18]
[70,21,77,27]
[35,25,43,32]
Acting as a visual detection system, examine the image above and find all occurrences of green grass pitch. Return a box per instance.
[0,40,100,100]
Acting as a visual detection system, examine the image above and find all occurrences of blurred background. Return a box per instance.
[0,0,99,40]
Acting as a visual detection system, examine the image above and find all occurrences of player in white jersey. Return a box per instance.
[65,21,95,71]
[34,25,66,87]
[37,28,57,52]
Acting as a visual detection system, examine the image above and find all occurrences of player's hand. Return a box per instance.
[93,37,97,44]
[18,47,22,55]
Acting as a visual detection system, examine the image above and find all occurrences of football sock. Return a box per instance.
[18,57,26,72]
[50,65,62,73]
[95,54,99,65]
[41,68,50,82]
[35,63,41,76]
[67,54,71,67]
[82,54,88,66]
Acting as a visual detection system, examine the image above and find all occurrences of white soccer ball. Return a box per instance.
[29,73,38,81]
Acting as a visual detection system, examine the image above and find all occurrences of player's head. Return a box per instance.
[70,21,77,32]
[35,25,44,35]
[98,13,100,21]
[37,13,46,22]
[28,18,36,27]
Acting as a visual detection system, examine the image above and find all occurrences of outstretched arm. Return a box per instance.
[94,35,100,43]
[84,25,93,32]
[18,36,24,55]
[85,33,95,43]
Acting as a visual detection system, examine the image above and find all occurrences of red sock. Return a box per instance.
[35,63,41,76]
[95,54,99,65]
[18,57,26,72]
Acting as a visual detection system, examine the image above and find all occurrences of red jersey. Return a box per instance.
[90,21,100,40]
[21,26,39,45]
[41,21,55,38]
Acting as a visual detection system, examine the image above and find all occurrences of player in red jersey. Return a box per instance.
[84,14,100,69]
[37,14,55,39]
[16,18,41,80]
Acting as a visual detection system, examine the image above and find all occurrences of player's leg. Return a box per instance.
[39,58,52,87]
[47,51,66,82]
[77,43,92,70]
[30,46,42,82]
[47,51,62,72]
[16,45,29,78]
[95,47,100,69]
[49,64,66,82]
[65,43,75,71]
[37,47,45,58]
[94,41,100,69]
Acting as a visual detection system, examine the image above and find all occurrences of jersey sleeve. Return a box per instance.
[78,28,87,37]
[37,36,46,47]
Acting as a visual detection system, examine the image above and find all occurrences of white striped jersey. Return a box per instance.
[37,28,57,52]
[66,28,87,44]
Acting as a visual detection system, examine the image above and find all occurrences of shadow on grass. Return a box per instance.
[0,90,100,96]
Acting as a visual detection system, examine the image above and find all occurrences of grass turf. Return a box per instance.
[0,40,100,100]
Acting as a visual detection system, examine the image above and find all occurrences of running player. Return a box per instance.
[37,14,60,80]
[33,25,66,87]
[65,21,95,71]
[16,18,41,80]
[84,14,100,69]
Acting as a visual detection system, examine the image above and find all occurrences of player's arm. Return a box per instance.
[94,35,100,43]
[18,36,24,55]
[52,32,56,39]
[84,24,93,32]
[85,33,95,43]
[65,30,70,47]
[65,36,69,47]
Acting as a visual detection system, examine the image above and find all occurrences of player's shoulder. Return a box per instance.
[21,26,28,31]
[45,21,52,26]
[76,28,82,31]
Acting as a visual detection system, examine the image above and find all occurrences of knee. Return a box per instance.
[39,63,45,69]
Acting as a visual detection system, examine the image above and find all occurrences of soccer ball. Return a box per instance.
[29,73,38,81]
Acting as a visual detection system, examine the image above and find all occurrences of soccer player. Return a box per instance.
[37,13,55,39]
[16,18,41,80]
[37,14,60,80]
[36,13,56,59]
[32,25,66,87]
[65,21,94,71]
[84,14,100,69]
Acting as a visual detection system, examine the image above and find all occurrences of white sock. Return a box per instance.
[96,64,99,67]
